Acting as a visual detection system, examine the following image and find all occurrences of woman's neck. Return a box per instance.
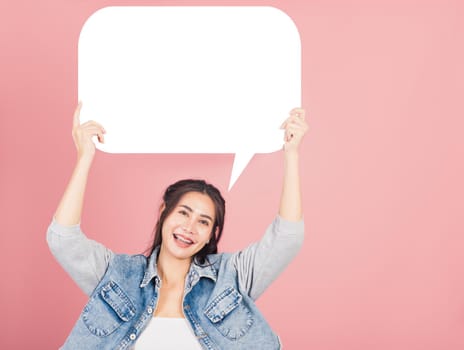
[157,250,191,286]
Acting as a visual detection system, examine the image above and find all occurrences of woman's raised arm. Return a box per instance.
[48,102,111,296]
[232,108,308,300]
[53,102,106,225]
[278,107,308,221]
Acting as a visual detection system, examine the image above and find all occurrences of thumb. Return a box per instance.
[73,101,82,128]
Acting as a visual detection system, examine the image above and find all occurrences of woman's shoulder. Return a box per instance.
[203,252,239,273]
[101,253,150,286]
[109,253,148,268]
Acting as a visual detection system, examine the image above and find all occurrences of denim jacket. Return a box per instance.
[47,215,304,349]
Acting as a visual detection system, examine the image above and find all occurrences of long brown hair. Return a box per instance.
[146,179,226,265]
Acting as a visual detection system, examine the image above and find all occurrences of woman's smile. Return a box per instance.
[172,232,195,247]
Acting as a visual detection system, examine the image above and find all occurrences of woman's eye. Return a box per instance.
[179,210,188,216]
[199,220,209,226]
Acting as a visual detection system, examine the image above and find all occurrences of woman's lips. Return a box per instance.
[173,233,194,247]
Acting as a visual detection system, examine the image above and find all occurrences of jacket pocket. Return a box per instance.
[204,286,254,340]
[82,280,136,337]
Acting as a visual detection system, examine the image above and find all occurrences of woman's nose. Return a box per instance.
[182,217,195,233]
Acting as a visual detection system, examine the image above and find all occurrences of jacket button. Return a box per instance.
[129,333,136,340]
[147,307,153,314]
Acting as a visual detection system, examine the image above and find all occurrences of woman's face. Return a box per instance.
[160,191,216,261]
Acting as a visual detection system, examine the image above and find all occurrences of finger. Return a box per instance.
[92,131,105,144]
[73,127,104,142]
[289,108,306,120]
[288,115,309,129]
[285,119,305,129]
[97,133,105,144]
[280,115,294,129]
[286,114,304,126]
[81,127,106,138]
[281,108,306,129]
[290,107,305,115]
[80,120,106,133]
[280,118,292,129]
[284,129,290,142]
[73,101,82,128]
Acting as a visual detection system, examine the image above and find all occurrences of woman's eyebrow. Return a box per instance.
[179,204,213,222]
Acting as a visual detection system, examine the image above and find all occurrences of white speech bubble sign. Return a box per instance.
[78,6,301,190]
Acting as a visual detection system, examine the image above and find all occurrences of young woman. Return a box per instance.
[47,103,308,349]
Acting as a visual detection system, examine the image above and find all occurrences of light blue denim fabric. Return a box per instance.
[47,216,304,349]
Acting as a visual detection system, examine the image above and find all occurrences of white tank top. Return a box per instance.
[134,317,203,350]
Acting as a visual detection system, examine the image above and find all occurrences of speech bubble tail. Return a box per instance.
[228,153,255,191]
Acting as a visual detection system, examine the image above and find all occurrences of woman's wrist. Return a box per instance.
[76,154,94,167]
[284,149,299,161]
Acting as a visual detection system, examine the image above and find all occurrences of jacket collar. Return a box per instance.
[139,246,218,288]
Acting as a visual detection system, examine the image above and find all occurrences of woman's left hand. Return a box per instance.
[280,108,308,154]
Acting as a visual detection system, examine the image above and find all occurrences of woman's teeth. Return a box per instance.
[173,234,193,245]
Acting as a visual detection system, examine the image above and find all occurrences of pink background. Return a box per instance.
[1,0,464,349]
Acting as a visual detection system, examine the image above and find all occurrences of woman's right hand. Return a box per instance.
[72,101,106,161]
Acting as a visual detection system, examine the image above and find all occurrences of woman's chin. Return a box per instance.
[165,242,198,260]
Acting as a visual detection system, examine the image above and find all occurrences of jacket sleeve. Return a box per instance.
[232,215,304,300]
[46,217,114,296]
